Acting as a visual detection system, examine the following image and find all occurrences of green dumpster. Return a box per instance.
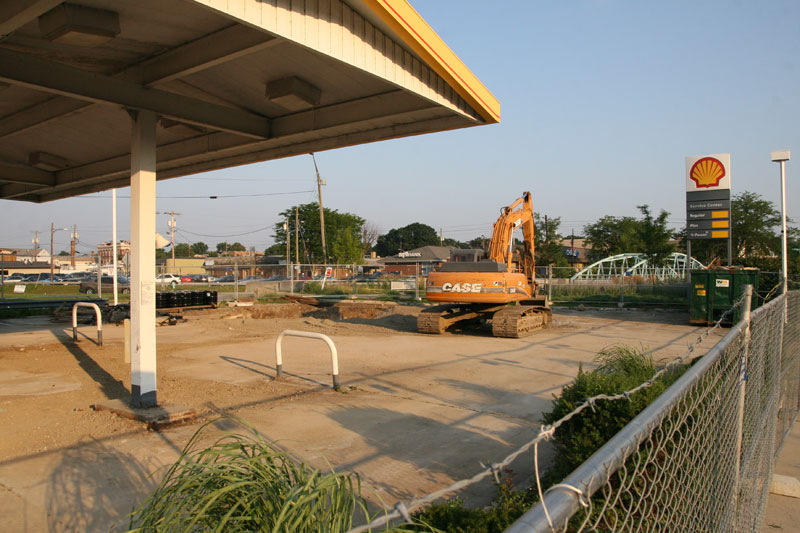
[689,268,759,326]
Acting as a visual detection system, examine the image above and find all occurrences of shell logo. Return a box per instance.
[690,157,726,188]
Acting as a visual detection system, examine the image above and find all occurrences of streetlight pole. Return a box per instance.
[771,150,791,295]
[50,223,68,280]
[311,153,328,264]
[112,189,119,305]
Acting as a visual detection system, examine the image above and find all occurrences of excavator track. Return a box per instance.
[417,304,501,335]
[417,305,453,334]
[491,305,552,338]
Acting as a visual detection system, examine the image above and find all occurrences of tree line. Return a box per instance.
[159,192,798,274]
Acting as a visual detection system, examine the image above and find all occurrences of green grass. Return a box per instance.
[126,418,369,532]
[301,280,394,296]
[548,284,688,307]
[2,284,86,298]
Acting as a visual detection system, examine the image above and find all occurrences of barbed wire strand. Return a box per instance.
[345,292,750,533]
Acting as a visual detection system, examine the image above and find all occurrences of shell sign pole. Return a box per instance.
[685,153,732,265]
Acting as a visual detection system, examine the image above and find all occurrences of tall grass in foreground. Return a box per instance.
[126,419,368,532]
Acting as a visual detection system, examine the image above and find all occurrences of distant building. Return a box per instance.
[380,246,454,276]
[9,248,50,264]
[157,257,207,276]
[97,240,131,264]
[59,255,95,273]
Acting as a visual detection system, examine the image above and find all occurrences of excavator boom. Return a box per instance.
[487,191,535,282]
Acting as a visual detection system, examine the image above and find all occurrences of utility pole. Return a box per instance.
[284,219,290,277]
[70,225,78,268]
[440,228,443,246]
[295,206,299,266]
[50,223,55,279]
[311,153,327,264]
[544,215,549,241]
[31,230,41,253]
[157,211,181,265]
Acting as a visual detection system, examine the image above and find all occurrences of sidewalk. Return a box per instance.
[762,415,800,532]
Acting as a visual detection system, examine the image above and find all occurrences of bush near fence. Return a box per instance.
[404,346,689,532]
[508,291,800,532]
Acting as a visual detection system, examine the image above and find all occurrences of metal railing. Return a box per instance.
[508,290,799,532]
[71,302,103,345]
[274,330,340,390]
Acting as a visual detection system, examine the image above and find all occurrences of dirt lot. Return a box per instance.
[0,302,724,531]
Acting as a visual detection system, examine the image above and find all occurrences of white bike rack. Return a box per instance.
[72,302,103,345]
[275,330,339,390]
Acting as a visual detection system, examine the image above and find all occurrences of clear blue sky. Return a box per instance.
[2,0,798,254]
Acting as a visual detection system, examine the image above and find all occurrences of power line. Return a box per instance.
[182,176,307,182]
[177,225,273,239]
[75,189,315,199]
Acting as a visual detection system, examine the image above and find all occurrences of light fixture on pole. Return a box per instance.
[771,149,790,295]
[50,224,69,280]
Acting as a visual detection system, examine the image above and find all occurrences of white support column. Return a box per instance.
[130,110,158,407]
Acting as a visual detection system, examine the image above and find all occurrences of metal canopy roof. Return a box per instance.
[0,0,499,203]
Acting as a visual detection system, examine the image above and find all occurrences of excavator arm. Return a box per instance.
[487,192,536,284]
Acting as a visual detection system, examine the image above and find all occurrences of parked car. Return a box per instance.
[180,275,193,283]
[63,272,95,282]
[1,275,25,283]
[79,275,131,294]
[265,275,288,281]
[215,275,235,283]
[156,274,181,285]
[240,275,266,283]
[24,273,55,283]
[189,274,209,283]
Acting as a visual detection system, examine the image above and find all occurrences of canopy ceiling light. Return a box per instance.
[38,3,120,47]
[28,151,68,171]
[266,76,321,111]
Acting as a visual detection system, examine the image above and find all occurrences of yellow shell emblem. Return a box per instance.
[690,157,725,188]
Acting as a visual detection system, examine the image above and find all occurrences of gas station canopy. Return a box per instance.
[0,0,500,408]
[0,0,499,203]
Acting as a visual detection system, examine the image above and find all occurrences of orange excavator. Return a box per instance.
[418,192,552,338]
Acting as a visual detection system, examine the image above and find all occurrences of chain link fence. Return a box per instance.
[538,267,790,309]
[152,262,425,301]
[507,290,799,532]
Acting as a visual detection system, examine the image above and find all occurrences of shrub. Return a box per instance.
[541,344,687,479]
[404,346,689,532]
[409,471,534,532]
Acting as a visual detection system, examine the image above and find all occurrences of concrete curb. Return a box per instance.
[770,474,800,499]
